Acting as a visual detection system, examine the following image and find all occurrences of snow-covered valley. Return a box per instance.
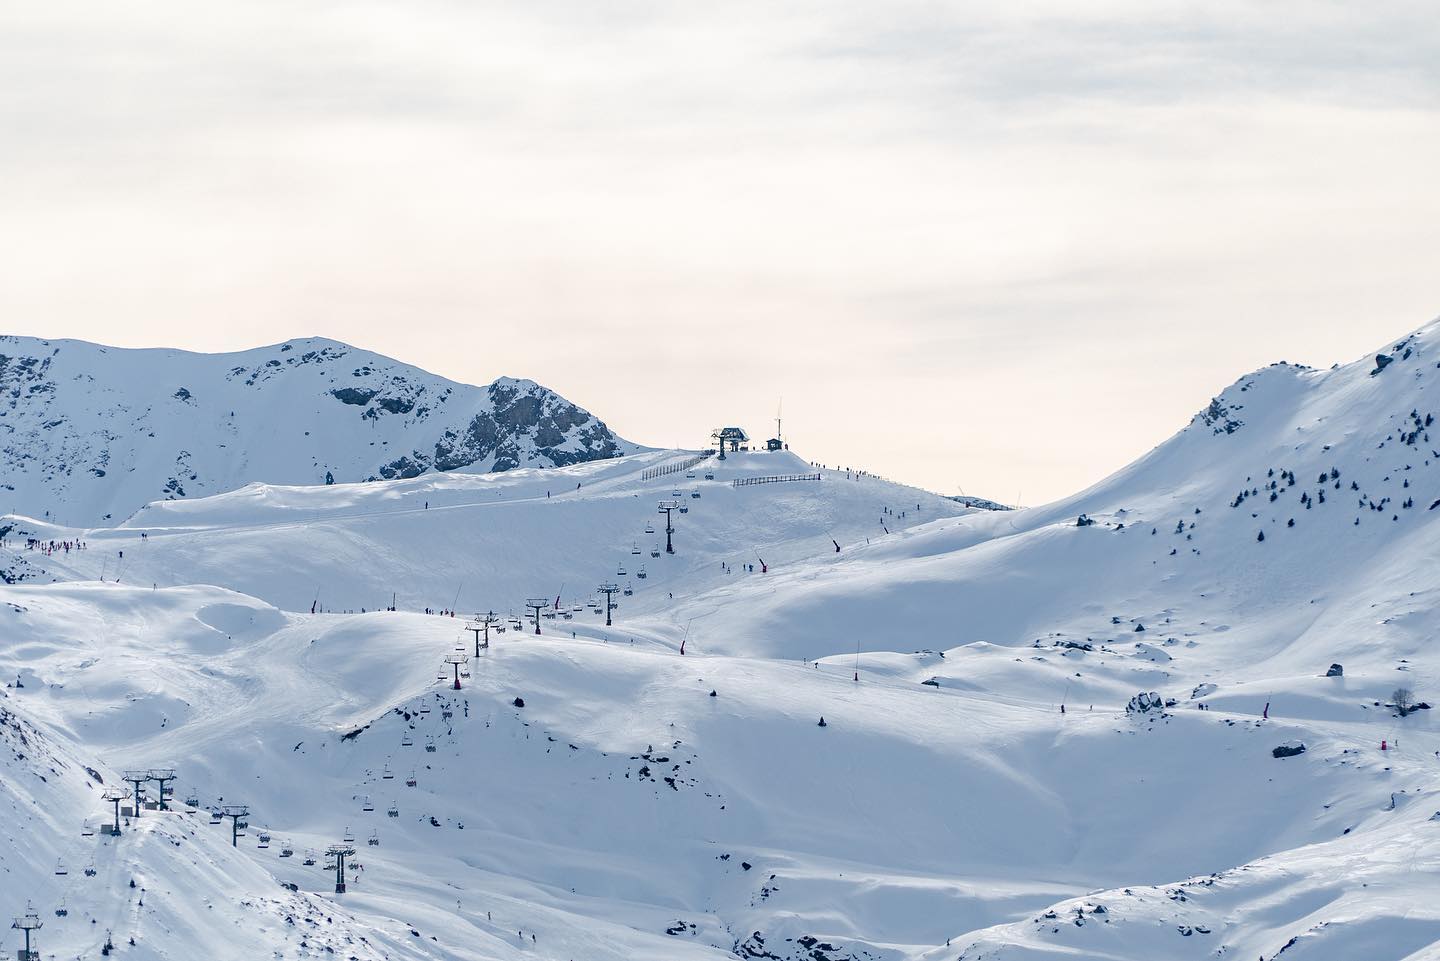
[4,321,1440,960]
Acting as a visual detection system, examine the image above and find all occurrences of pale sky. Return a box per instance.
[3,1,1437,504]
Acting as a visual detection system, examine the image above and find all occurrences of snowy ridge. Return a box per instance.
[0,335,638,524]
[3,318,1440,960]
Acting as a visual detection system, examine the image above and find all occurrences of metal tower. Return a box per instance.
[327,843,357,894]
[10,903,41,961]
[101,786,129,836]
[597,583,619,626]
[147,768,176,811]
[524,598,548,635]
[220,804,249,847]
[465,612,499,655]
[443,652,469,690]
[122,770,149,818]
[657,501,679,554]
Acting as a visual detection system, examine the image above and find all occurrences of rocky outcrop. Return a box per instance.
[0,336,638,522]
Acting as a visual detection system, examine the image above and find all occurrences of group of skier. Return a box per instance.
[21,537,87,554]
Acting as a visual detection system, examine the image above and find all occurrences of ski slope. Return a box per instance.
[4,319,1440,960]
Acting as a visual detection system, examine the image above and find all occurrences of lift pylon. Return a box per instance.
[524,598,548,635]
[147,768,176,811]
[596,583,619,627]
[657,501,679,554]
[122,770,149,818]
[220,804,249,847]
[11,903,42,961]
[465,611,499,655]
[327,843,357,893]
[101,786,129,836]
[443,652,469,690]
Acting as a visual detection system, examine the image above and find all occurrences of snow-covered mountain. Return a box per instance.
[0,335,637,524]
[3,318,1440,961]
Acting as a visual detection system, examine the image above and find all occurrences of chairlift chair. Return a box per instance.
[81,819,95,837]
[303,853,317,866]
[704,472,715,480]
[672,490,682,497]
[691,489,701,498]
[362,797,374,812]
[686,471,695,478]
[387,802,399,818]
[425,737,437,753]
[644,523,655,534]
[623,585,633,596]
[631,543,641,555]
[650,546,660,558]
[679,504,689,514]
[637,565,647,580]
[343,826,355,842]
[368,830,380,847]
[382,764,394,780]
[617,563,627,576]
[419,704,431,714]
[280,844,294,858]
[323,859,337,871]
[55,899,68,918]
[401,734,414,747]
[84,862,97,877]
[184,794,200,811]
[209,809,223,824]
[54,859,68,876]
[406,771,417,787]
[257,834,270,849]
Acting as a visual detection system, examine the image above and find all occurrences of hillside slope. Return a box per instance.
[0,335,637,524]
[3,318,1440,961]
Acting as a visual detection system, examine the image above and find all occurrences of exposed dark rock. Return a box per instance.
[330,387,378,406]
